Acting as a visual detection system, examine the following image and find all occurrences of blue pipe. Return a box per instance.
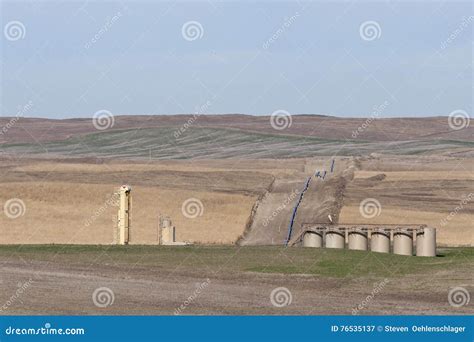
[285,176,312,246]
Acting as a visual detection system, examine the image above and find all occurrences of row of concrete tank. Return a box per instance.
[302,227,436,257]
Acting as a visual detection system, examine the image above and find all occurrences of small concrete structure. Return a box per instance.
[325,229,345,249]
[160,216,175,245]
[393,228,413,256]
[159,216,189,246]
[117,185,131,245]
[302,231,323,247]
[370,229,390,253]
[348,228,368,251]
[416,227,436,257]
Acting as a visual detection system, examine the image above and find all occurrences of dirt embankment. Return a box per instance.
[236,177,276,245]
[239,158,354,246]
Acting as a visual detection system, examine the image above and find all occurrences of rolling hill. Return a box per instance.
[0,115,472,159]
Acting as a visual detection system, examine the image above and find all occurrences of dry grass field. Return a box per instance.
[0,158,297,245]
[339,157,474,246]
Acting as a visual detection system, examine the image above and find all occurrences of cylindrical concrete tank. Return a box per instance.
[393,229,413,256]
[370,229,390,253]
[348,229,368,251]
[416,227,436,257]
[325,229,345,249]
[303,231,323,247]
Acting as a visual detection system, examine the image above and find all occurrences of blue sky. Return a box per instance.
[1,0,472,118]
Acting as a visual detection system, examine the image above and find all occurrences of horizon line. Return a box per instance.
[0,113,460,120]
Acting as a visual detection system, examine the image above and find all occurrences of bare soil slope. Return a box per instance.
[240,158,353,245]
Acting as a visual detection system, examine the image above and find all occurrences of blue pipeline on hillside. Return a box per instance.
[286,159,336,245]
[285,176,312,246]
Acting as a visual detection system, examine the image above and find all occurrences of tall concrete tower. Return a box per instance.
[117,185,131,245]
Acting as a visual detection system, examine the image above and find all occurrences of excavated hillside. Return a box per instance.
[239,158,354,245]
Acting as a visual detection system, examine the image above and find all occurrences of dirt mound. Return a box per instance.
[365,173,386,181]
[239,159,353,245]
